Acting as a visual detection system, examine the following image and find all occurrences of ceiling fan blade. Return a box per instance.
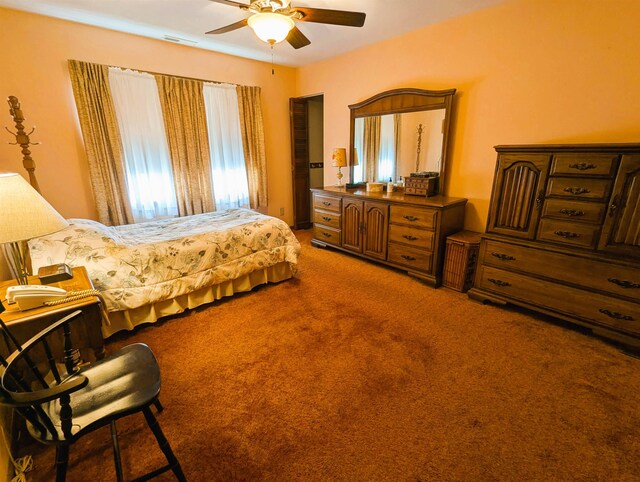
[209,0,250,8]
[287,26,311,49]
[206,18,248,34]
[293,7,366,27]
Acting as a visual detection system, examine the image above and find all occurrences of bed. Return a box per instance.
[28,208,300,337]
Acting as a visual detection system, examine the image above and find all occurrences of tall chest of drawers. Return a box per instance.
[468,144,640,347]
[311,187,467,287]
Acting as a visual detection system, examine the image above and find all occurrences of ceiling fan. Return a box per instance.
[206,0,366,49]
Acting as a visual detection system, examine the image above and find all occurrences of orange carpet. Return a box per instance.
[22,229,640,481]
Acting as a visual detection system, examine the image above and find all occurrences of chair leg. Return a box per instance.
[55,445,69,482]
[142,406,186,482]
[153,398,164,413]
[111,421,124,482]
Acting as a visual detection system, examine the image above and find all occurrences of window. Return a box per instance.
[108,68,178,222]
[203,83,250,210]
[109,69,252,221]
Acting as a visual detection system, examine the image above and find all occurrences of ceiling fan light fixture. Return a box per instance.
[247,12,295,44]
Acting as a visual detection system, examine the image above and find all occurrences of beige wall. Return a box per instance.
[1,0,640,276]
[0,8,296,221]
[0,7,296,280]
[296,0,640,232]
[0,407,11,482]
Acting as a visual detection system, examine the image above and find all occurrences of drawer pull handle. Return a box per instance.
[403,215,419,222]
[491,252,515,261]
[401,255,416,261]
[488,278,511,287]
[321,232,332,238]
[607,278,640,289]
[554,230,579,239]
[563,187,590,196]
[559,209,585,217]
[599,309,634,321]
[322,201,331,206]
[568,162,597,171]
[321,216,332,222]
[402,235,418,241]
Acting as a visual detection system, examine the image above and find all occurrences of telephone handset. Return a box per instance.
[6,285,68,311]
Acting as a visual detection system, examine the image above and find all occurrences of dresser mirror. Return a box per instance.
[349,88,456,195]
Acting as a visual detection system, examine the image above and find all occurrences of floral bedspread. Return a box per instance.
[29,209,300,312]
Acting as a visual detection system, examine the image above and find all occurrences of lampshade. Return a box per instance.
[331,148,348,167]
[0,173,68,244]
[352,148,359,166]
[247,12,295,44]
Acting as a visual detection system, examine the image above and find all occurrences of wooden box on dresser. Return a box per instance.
[311,187,467,287]
[468,144,640,348]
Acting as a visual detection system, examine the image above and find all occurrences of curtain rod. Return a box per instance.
[113,64,238,86]
[70,59,241,87]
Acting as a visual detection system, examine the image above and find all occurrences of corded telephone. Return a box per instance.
[6,285,68,311]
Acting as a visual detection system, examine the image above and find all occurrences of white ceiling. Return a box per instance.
[0,0,506,67]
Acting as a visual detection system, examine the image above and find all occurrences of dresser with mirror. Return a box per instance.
[311,88,467,287]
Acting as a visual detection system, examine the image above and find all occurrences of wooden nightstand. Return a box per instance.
[0,266,105,361]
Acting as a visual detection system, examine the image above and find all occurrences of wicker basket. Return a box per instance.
[442,231,482,292]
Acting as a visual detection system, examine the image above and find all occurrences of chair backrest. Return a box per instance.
[0,310,88,441]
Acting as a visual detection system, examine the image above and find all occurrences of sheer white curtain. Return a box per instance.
[203,83,250,210]
[353,117,365,183]
[108,67,178,222]
[378,114,395,182]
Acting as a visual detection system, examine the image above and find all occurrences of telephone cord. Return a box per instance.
[1,426,33,482]
[44,289,111,326]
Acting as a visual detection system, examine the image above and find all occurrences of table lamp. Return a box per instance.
[0,173,69,284]
[332,148,348,187]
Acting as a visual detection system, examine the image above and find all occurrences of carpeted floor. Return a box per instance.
[23,229,640,481]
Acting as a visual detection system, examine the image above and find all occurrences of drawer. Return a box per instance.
[482,239,640,300]
[390,205,437,229]
[551,153,618,177]
[388,224,434,250]
[313,209,341,229]
[547,177,612,201]
[388,243,433,272]
[313,194,341,213]
[541,198,606,224]
[405,187,429,196]
[313,225,341,247]
[476,265,640,335]
[536,218,599,248]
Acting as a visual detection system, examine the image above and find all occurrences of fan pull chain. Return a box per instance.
[271,44,275,75]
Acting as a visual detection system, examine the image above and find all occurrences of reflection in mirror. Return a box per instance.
[353,109,446,183]
[349,88,456,195]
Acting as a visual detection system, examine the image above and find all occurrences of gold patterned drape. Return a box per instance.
[68,60,134,225]
[394,114,402,180]
[236,86,268,209]
[363,116,381,182]
[156,75,215,215]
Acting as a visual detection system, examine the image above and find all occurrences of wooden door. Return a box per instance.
[342,198,364,253]
[363,201,389,260]
[487,154,551,239]
[290,98,311,229]
[598,154,640,258]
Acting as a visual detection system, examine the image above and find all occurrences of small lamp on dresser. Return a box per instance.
[0,173,68,285]
[332,148,348,187]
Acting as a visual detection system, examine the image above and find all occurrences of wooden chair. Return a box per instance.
[0,309,186,482]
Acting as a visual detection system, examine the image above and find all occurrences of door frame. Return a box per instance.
[290,94,323,230]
